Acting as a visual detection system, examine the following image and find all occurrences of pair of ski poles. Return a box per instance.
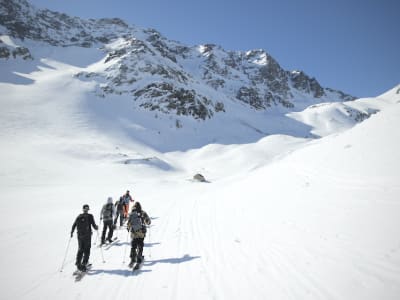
[59,221,104,272]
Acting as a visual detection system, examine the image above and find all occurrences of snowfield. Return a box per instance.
[1,44,400,299]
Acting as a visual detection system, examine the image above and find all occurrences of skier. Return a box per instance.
[114,196,125,228]
[121,190,133,220]
[71,204,98,271]
[100,197,116,245]
[127,201,151,268]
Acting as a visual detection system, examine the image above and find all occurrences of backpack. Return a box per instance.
[102,203,113,220]
[76,214,91,236]
[129,211,143,232]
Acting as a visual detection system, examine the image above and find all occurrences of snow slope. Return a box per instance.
[1,33,400,300]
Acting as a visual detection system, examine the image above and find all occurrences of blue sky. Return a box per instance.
[29,0,399,98]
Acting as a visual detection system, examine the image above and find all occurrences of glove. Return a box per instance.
[95,225,99,230]
[70,232,73,238]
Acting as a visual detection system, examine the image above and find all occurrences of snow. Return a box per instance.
[1,40,400,300]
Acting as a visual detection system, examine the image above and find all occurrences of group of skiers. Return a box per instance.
[70,190,151,272]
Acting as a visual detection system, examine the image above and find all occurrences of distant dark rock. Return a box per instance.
[193,174,206,182]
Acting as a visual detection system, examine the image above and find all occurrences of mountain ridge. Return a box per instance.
[1,0,356,122]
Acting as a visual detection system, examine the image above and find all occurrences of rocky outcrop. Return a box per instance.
[1,0,356,124]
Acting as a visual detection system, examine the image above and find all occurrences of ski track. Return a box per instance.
[1,59,400,299]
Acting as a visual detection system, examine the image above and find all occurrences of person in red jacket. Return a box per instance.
[121,190,133,219]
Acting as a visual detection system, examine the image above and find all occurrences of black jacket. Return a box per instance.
[71,213,98,238]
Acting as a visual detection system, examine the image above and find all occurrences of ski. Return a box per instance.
[132,256,144,273]
[97,237,118,248]
[104,237,119,250]
[73,264,92,282]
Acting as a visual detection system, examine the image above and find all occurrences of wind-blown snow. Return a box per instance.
[1,30,400,300]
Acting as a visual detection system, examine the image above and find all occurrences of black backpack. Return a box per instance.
[76,213,91,236]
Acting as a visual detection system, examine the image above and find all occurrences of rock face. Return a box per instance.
[1,0,357,122]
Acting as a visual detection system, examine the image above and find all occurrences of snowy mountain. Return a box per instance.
[0,0,371,151]
[1,1,400,300]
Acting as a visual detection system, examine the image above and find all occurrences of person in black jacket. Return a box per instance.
[71,204,98,271]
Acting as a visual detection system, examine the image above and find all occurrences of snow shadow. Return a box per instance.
[118,157,174,171]
[88,268,141,277]
[144,242,161,248]
[144,254,200,266]
[0,60,55,85]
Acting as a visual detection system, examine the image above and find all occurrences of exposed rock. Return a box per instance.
[0,46,10,58]
[290,71,325,98]
[0,0,357,125]
[193,173,206,182]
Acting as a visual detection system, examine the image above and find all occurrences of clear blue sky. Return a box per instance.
[29,0,399,98]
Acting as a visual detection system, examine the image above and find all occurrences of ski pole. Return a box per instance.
[60,236,72,272]
[94,228,100,246]
[94,218,101,246]
[100,243,106,263]
[122,230,130,264]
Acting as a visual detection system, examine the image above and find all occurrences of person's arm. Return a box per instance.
[71,217,78,237]
[90,214,98,230]
[127,214,131,231]
[143,212,151,226]
[100,205,104,221]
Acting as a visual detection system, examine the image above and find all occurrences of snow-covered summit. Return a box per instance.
[1,0,357,125]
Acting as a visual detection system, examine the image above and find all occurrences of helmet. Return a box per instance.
[82,204,89,211]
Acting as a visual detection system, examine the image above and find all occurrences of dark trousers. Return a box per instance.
[76,236,91,266]
[101,220,114,243]
[130,238,144,262]
[114,210,124,227]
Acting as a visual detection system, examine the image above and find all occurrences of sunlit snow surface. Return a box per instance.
[1,39,400,300]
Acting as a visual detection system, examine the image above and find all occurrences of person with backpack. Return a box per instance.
[122,190,134,220]
[127,201,151,268]
[114,196,125,228]
[71,204,98,271]
[100,197,116,245]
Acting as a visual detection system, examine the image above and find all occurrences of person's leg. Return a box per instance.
[76,237,84,267]
[137,238,144,262]
[114,211,119,225]
[129,238,139,266]
[107,221,113,241]
[123,204,128,218]
[101,221,107,244]
[119,210,124,226]
[82,237,91,266]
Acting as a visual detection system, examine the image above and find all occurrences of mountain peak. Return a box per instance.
[1,0,359,133]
